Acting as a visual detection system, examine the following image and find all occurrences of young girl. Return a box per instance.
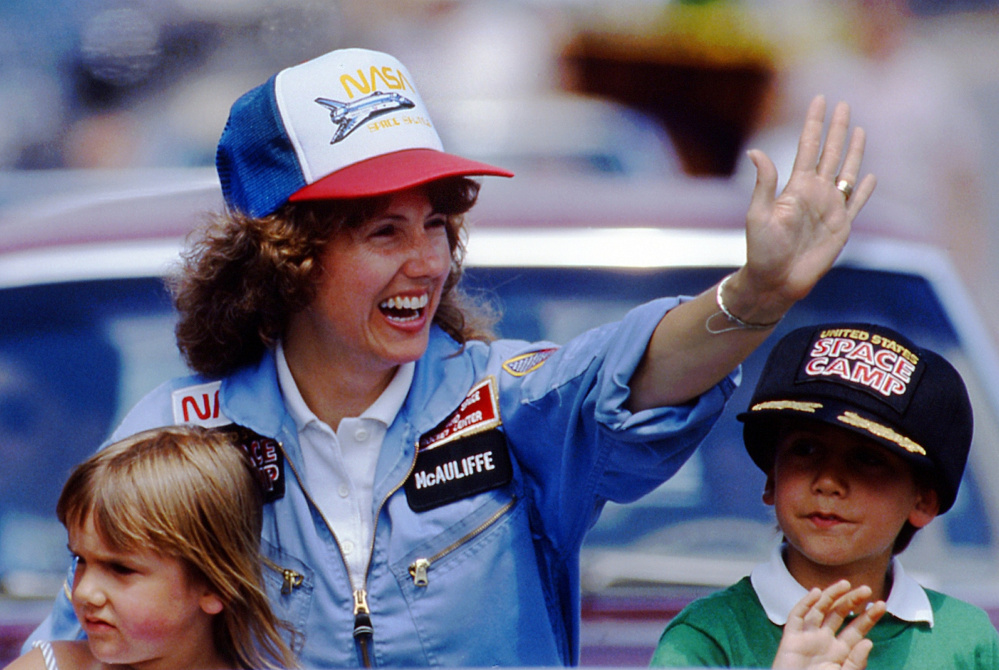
[5,425,297,670]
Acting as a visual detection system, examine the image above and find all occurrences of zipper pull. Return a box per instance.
[408,558,430,587]
[353,589,374,667]
[281,569,304,595]
[353,588,370,618]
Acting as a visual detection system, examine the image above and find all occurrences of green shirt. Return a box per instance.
[650,577,999,669]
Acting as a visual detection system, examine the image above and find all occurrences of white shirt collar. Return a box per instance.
[363,360,414,425]
[751,544,934,627]
[275,341,414,430]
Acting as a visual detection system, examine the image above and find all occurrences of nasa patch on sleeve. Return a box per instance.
[405,377,512,512]
[171,381,230,427]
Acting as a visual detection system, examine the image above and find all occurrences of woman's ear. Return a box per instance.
[762,473,776,506]
[909,486,940,529]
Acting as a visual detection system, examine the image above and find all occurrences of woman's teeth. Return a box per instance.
[381,295,429,311]
[380,294,429,322]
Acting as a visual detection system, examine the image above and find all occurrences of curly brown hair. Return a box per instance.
[171,177,496,377]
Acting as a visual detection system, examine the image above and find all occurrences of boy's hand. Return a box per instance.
[772,580,887,670]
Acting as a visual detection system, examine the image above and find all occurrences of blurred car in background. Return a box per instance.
[429,93,682,178]
[2,168,998,665]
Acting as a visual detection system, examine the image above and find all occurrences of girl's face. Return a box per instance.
[765,422,938,581]
[69,513,225,670]
[288,187,452,375]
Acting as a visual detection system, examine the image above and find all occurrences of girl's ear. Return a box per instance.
[762,473,776,506]
[200,591,224,616]
[909,486,940,529]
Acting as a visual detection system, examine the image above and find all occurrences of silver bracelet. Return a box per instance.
[705,273,783,335]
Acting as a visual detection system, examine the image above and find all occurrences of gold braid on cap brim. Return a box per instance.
[837,411,927,456]
[751,400,823,413]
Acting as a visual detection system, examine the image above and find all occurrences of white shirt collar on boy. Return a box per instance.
[751,544,934,627]
[275,341,414,589]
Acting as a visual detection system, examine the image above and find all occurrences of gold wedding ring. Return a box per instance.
[835,179,854,200]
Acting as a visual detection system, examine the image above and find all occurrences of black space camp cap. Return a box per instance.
[737,323,972,513]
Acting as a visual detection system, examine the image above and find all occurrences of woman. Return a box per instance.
[29,48,874,667]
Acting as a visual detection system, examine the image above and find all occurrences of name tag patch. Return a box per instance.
[405,378,512,512]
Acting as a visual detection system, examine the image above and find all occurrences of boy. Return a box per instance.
[650,323,999,669]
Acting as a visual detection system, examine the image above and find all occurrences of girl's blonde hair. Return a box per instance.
[57,425,297,669]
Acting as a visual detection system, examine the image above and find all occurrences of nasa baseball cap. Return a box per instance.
[216,48,514,218]
[737,323,972,513]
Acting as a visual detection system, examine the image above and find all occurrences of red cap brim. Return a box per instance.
[288,148,513,202]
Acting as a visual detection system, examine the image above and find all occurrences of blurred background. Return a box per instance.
[3,0,999,322]
[3,1,999,659]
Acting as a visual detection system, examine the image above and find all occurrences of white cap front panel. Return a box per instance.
[274,48,445,185]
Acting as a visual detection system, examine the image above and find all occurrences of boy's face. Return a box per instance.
[764,421,939,577]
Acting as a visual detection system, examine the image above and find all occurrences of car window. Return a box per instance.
[0,277,187,594]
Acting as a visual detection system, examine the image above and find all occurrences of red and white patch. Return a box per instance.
[803,329,918,398]
[171,382,286,502]
[419,377,500,452]
[795,327,925,415]
[171,381,230,427]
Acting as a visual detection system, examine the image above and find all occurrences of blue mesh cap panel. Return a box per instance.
[215,74,307,218]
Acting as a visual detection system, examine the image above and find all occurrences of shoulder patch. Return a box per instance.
[502,348,558,377]
[171,381,230,427]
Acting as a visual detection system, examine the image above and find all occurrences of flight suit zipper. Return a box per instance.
[353,588,374,667]
[278,442,379,665]
[277,433,422,667]
[407,498,516,587]
[349,441,422,666]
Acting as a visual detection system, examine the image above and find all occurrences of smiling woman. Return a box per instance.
[170,177,486,383]
[24,45,875,668]
[280,188,466,423]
